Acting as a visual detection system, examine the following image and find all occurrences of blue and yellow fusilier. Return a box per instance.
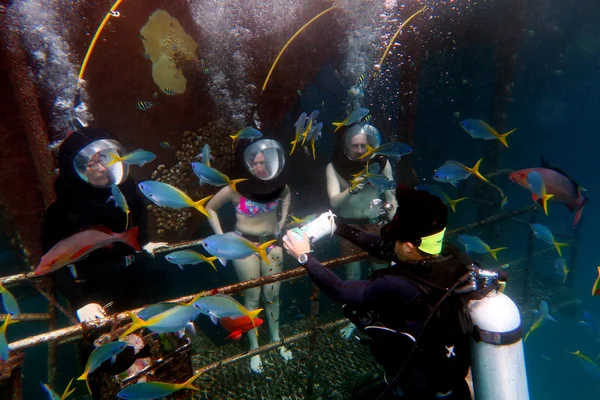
[107,185,130,229]
[290,112,307,156]
[78,341,128,393]
[120,302,201,339]
[0,283,20,316]
[530,223,569,257]
[301,110,319,145]
[555,258,569,284]
[192,293,263,331]
[41,378,76,400]
[527,171,553,216]
[138,181,214,217]
[433,158,489,186]
[460,119,517,148]
[117,371,203,399]
[415,184,468,213]
[524,300,556,342]
[568,350,600,379]
[201,232,275,265]
[357,141,413,160]
[230,127,263,149]
[191,162,247,191]
[304,121,323,160]
[364,162,396,190]
[0,314,17,361]
[200,143,212,166]
[165,250,218,271]
[105,149,157,167]
[458,234,507,261]
[332,108,369,132]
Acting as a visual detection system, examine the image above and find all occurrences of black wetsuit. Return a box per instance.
[41,129,165,313]
[303,223,473,399]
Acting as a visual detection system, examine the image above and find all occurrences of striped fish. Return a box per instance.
[136,101,153,111]
[159,141,173,149]
[163,88,175,95]
[357,73,366,86]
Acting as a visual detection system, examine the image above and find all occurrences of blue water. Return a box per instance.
[3,0,600,399]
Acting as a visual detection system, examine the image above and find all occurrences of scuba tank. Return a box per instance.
[458,266,530,400]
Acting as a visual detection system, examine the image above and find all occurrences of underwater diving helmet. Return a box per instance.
[343,124,382,161]
[73,139,129,188]
[243,139,286,181]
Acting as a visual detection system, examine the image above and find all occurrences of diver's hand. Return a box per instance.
[77,303,107,322]
[349,177,366,195]
[282,230,311,259]
[142,242,169,257]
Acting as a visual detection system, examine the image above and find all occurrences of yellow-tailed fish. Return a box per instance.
[460,119,517,148]
[105,149,156,167]
[415,184,467,213]
[191,292,263,332]
[332,108,369,132]
[458,235,506,261]
[190,162,247,192]
[527,171,553,216]
[116,370,203,399]
[530,223,569,257]
[120,303,201,339]
[357,141,413,160]
[291,214,317,225]
[308,122,322,160]
[107,185,130,229]
[165,250,218,271]
[0,314,17,361]
[555,258,569,284]
[433,158,489,186]
[290,112,307,156]
[41,378,76,400]
[78,341,128,393]
[137,181,213,217]
[201,232,276,266]
[568,350,600,379]
[0,283,20,316]
[524,300,556,342]
[230,127,263,149]
[301,110,319,145]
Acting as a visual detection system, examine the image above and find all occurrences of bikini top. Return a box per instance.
[235,196,279,217]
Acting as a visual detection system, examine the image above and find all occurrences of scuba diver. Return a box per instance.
[283,185,476,399]
[205,137,293,374]
[41,127,167,319]
[325,123,398,339]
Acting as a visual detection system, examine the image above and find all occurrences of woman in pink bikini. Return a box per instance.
[205,138,293,374]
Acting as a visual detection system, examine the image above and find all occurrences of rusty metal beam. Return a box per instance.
[8,253,365,352]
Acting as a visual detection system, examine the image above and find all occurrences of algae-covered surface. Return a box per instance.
[140,9,199,94]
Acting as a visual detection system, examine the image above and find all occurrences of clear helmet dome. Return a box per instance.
[243,139,286,181]
[73,139,129,188]
[344,124,382,161]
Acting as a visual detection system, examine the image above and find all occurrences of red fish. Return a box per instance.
[219,315,264,340]
[509,158,588,227]
[35,226,141,276]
